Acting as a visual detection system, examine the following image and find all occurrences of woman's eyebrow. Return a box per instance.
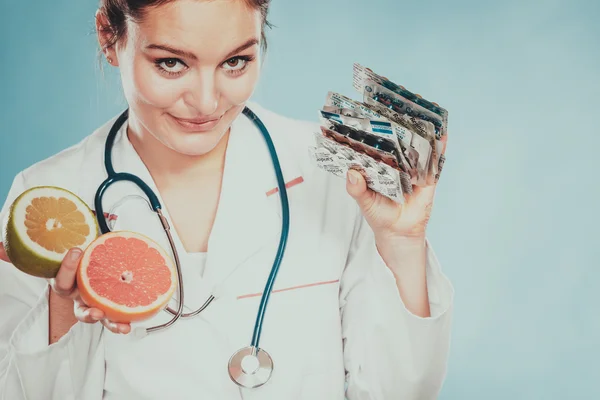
[145,44,197,60]
[223,38,259,59]
[145,38,259,61]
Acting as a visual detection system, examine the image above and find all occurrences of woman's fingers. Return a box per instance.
[51,248,83,298]
[73,297,131,334]
[101,319,131,334]
[73,296,104,323]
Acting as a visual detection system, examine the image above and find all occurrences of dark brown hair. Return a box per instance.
[98,0,272,53]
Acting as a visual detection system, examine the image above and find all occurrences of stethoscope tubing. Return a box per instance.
[93,107,290,354]
[242,107,290,350]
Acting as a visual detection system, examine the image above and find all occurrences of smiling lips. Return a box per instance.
[170,114,222,132]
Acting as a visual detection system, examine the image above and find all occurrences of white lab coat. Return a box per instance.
[0,102,454,400]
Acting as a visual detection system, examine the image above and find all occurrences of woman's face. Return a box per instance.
[100,0,263,156]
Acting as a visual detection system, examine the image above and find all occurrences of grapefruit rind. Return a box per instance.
[77,231,177,323]
[4,186,99,279]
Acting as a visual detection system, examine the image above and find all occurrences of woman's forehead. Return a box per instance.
[130,0,262,58]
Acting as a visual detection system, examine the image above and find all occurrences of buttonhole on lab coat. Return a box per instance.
[236,279,339,300]
[265,176,304,197]
[91,210,118,221]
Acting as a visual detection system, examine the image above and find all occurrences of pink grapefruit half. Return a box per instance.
[77,231,177,323]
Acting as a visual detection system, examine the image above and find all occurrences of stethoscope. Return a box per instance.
[93,107,290,389]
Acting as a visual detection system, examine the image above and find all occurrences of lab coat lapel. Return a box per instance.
[203,110,282,289]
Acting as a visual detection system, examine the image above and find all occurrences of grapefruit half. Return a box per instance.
[4,186,99,278]
[77,231,177,323]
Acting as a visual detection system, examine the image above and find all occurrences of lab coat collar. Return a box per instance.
[108,104,301,295]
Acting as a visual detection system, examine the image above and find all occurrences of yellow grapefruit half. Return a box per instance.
[4,186,99,278]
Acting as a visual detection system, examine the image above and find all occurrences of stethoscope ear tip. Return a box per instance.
[133,327,149,339]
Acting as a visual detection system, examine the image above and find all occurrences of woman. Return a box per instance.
[0,0,454,398]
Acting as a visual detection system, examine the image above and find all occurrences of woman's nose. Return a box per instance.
[184,71,219,116]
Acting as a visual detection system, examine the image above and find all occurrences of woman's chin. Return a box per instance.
[171,143,218,157]
[166,135,225,157]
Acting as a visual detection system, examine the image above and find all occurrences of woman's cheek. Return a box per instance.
[221,66,260,106]
[132,63,183,109]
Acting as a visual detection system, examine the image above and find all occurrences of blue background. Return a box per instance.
[1,0,599,398]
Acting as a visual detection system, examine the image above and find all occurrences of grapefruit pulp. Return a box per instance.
[77,231,177,323]
[4,186,99,278]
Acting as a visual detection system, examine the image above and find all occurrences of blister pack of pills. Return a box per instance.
[309,63,449,203]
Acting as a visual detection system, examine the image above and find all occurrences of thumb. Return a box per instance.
[50,247,83,298]
[346,169,375,210]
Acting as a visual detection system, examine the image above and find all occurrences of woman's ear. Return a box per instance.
[96,9,119,66]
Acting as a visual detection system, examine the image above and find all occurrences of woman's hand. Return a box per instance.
[346,135,448,241]
[345,171,441,242]
[345,129,448,241]
[345,140,448,318]
[0,244,131,335]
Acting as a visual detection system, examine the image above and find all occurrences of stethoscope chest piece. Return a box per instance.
[228,346,273,389]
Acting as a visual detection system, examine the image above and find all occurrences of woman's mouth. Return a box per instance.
[169,114,222,132]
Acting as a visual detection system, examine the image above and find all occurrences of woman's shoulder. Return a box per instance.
[16,117,115,187]
[246,101,320,149]
[1,116,117,242]
[246,101,324,174]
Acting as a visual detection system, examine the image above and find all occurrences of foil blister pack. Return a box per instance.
[309,63,449,203]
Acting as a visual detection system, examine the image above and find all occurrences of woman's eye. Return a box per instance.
[223,57,247,71]
[159,59,186,73]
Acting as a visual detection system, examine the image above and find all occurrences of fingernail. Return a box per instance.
[348,171,358,185]
[119,326,128,334]
[103,319,116,329]
[69,248,82,262]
